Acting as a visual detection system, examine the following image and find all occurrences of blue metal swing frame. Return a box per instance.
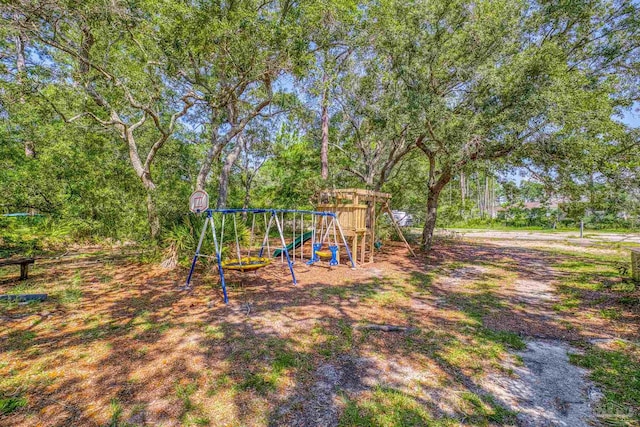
[184,208,356,303]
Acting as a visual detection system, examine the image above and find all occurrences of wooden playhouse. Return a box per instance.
[316,188,415,265]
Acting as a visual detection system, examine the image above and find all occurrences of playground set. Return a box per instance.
[317,188,416,263]
[185,189,413,303]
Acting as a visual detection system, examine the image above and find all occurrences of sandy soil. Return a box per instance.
[451,229,640,244]
[1,237,637,426]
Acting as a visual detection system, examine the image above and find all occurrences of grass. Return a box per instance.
[0,238,637,426]
[445,291,505,321]
[338,386,517,426]
[176,381,211,426]
[203,325,224,339]
[339,386,452,427]
[569,341,640,424]
[5,330,36,351]
[229,341,305,397]
[131,310,173,337]
[317,281,379,302]
[0,394,27,415]
[368,290,409,307]
[541,244,640,424]
[176,382,198,410]
[476,328,526,351]
[458,392,518,425]
[599,308,622,320]
[448,225,639,234]
[408,271,434,290]
[545,248,638,329]
[58,271,84,304]
[315,320,356,357]
[108,398,124,426]
[236,372,277,395]
[272,350,302,372]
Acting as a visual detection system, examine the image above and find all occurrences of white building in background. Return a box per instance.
[391,210,413,227]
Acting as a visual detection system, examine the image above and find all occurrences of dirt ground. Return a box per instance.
[1,235,638,426]
[452,229,640,244]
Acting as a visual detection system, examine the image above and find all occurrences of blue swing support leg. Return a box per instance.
[209,214,228,304]
[273,211,297,285]
[333,213,356,269]
[307,242,322,265]
[328,245,339,266]
[185,210,212,289]
[307,214,319,265]
[184,210,228,303]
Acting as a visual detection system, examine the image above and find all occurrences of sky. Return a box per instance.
[620,102,640,128]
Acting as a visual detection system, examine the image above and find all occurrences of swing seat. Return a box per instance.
[221,257,271,272]
[315,250,333,260]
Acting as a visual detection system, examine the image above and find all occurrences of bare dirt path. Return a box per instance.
[485,340,603,427]
[450,229,640,244]
[450,241,607,426]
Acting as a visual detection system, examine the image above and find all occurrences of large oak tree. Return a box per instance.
[356,0,639,248]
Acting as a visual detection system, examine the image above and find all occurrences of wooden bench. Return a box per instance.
[0,258,35,280]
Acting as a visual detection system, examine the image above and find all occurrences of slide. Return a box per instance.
[273,231,314,257]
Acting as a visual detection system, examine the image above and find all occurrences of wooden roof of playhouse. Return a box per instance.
[319,188,391,204]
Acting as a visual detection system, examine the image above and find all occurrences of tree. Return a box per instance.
[296,1,361,183]
[4,1,196,238]
[362,0,640,249]
[156,0,318,208]
[234,124,275,212]
[331,52,417,190]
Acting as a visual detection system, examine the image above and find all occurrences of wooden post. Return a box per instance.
[361,231,366,264]
[370,199,377,263]
[632,248,640,282]
[580,220,584,238]
[20,262,28,280]
[352,235,358,266]
[385,204,416,257]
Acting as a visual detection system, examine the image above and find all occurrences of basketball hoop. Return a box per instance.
[189,190,209,213]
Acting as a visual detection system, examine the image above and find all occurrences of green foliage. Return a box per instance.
[570,343,640,424]
[0,394,27,415]
[339,387,440,427]
[1,0,638,249]
[253,128,322,209]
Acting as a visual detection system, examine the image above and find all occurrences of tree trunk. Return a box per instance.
[243,183,251,211]
[421,186,442,250]
[197,139,225,192]
[460,171,466,207]
[320,70,329,181]
[483,174,489,219]
[14,31,35,158]
[365,168,375,189]
[476,175,482,218]
[420,160,452,250]
[241,176,252,222]
[491,176,496,218]
[146,190,160,240]
[216,135,245,208]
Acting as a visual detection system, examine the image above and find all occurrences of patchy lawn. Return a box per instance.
[1,237,638,426]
